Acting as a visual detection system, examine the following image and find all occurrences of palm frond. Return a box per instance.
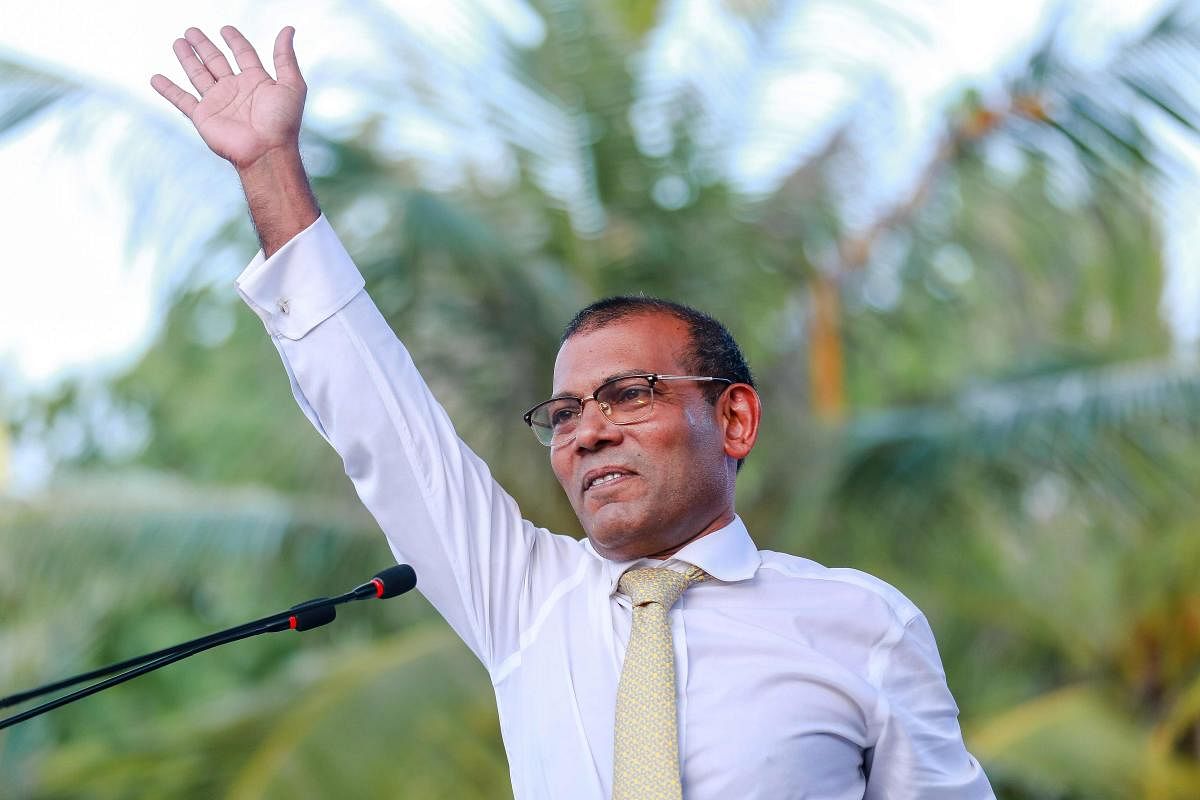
[29,627,507,799]
[0,470,393,699]
[839,354,1200,502]
[0,56,76,136]
[999,3,1200,200]
[969,685,1150,799]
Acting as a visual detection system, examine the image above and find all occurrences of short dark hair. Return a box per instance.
[560,296,755,404]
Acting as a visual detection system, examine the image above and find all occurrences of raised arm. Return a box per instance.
[150,26,585,674]
[151,26,317,256]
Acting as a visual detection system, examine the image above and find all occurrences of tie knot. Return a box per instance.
[618,566,708,608]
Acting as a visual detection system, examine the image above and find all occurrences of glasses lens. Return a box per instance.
[596,376,654,423]
[528,397,583,445]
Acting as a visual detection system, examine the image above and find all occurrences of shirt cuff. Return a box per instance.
[235,214,366,340]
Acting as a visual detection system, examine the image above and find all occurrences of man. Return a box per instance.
[152,26,994,799]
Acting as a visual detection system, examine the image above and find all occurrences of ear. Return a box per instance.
[718,384,761,463]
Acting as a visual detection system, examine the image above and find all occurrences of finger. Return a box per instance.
[219,25,264,71]
[272,26,305,89]
[150,74,199,118]
[184,27,234,80]
[173,38,216,94]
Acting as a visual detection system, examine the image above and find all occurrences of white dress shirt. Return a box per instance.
[236,215,995,799]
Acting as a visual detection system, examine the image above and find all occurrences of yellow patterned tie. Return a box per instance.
[612,565,709,800]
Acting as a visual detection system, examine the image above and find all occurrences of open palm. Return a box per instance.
[152,26,306,170]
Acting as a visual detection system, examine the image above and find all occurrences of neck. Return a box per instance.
[641,509,736,560]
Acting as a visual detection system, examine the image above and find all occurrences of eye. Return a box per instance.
[621,386,649,401]
[549,404,580,427]
[608,383,652,408]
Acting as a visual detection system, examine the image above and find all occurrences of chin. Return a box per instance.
[583,517,650,561]
[588,537,642,561]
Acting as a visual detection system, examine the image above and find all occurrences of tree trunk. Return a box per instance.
[808,272,845,421]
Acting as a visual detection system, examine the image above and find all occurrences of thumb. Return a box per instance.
[273,26,305,89]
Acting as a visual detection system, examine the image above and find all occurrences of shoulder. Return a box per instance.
[754,550,923,627]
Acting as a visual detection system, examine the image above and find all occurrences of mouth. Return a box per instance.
[581,467,637,493]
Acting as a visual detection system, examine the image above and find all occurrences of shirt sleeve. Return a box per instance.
[235,215,586,674]
[864,613,996,799]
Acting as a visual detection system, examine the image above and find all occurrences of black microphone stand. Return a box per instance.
[0,605,335,731]
[0,598,332,711]
[0,564,416,730]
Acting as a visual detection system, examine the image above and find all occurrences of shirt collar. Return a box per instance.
[595,515,762,596]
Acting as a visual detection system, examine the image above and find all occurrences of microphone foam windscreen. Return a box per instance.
[374,564,417,598]
[293,605,336,631]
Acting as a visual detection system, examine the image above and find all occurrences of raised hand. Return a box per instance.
[151,26,306,171]
[152,25,317,255]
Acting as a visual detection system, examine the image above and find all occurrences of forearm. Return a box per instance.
[236,147,320,258]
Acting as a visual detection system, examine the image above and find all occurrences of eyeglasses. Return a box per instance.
[523,373,733,447]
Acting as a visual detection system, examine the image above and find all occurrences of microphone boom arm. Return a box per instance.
[0,565,416,728]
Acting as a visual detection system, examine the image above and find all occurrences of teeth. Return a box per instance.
[589,472,624,489]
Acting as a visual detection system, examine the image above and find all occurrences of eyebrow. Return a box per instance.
[549,369,653,400]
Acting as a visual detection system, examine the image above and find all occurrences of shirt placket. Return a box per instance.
[673,598,691,770]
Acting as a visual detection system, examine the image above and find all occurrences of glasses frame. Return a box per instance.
[522,373,733,447]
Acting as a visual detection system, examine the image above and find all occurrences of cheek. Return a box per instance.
[549,451,574,493]
[682,405,722,452]
[675,409,727,481]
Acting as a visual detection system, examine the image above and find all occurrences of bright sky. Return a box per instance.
[0,0,547,390]
[0,0,1193,401]
[0,0,257,388]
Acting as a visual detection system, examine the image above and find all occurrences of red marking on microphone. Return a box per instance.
[372,578,384,598]
[288,615,298,630]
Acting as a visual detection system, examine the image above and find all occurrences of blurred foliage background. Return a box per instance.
[4,0,1200,797]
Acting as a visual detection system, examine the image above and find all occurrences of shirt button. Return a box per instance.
[277,298,290,315]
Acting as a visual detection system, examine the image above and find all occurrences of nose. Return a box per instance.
[572,397,620,450]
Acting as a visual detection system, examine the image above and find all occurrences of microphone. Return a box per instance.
[284,565,418,613]
[265,603,338,633]
[349,564,418,600]
[0,564,416,727]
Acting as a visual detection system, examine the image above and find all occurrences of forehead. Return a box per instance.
[552,313,692,393]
